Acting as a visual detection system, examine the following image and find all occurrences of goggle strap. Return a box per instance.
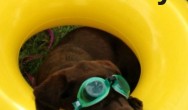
[72,100,82,110]
[107,75,116,84]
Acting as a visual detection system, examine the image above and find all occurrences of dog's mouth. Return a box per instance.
[72,74,130,110]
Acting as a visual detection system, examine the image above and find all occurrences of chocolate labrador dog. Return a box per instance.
[33,27,142,110]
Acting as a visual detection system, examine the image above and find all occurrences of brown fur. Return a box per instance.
[33,27,142,110]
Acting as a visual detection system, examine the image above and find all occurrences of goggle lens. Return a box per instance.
[72,75,130,110]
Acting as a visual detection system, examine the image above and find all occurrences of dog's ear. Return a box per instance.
[33,73,67,110]
[128,96,143,110]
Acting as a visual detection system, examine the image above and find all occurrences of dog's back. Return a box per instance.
[60,27,117,61]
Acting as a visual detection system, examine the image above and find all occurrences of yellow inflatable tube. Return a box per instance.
[0,0,188,110]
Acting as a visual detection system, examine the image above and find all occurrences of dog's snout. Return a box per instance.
[105,94,134,110]
[116,97,134,110]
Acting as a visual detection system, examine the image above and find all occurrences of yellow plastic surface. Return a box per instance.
[0,0,188,110]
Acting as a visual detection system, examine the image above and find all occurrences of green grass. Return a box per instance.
[19,26,78,85]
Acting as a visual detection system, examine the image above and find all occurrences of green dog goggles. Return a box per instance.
[72,75,130,110]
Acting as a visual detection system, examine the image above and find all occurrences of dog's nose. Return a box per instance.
[108,97,134,110]
[117,97,134,110]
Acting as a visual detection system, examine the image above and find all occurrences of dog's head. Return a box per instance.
[34,60,142,110]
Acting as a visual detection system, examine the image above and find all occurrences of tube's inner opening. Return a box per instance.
[19,25,141,92]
